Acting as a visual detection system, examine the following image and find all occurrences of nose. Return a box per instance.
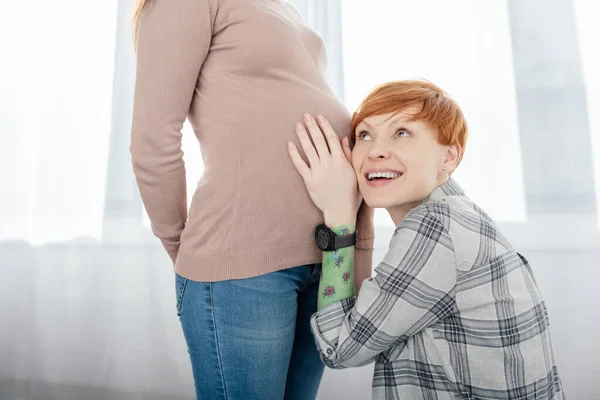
[367,141,392,160]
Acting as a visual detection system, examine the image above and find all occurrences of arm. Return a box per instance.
[130,0,214,263]
[288,115,462,368]
[287,113,361,310]
[354,201,374,293]
[310,208,457,369]
[318,223,356,310]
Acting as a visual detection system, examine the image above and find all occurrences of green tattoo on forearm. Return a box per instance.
[318,224,356,310]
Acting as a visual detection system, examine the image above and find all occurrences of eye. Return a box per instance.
[396,129,411,138]
[357,130,372,141]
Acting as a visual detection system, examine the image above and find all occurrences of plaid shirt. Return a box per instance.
[310,179,564,399]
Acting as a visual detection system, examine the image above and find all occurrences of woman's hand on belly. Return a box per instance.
[287,113,359,227]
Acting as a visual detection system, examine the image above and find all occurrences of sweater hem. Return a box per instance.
[174,241,323,282]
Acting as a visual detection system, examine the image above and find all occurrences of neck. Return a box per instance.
[437,175,449,186]
[387,178,450,226]
[387,201,420,226]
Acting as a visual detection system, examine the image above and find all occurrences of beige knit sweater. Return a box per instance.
[130,0,374,282]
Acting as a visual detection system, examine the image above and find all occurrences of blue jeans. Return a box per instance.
[176,263,324,400]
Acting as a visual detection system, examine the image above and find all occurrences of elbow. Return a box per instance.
[129,117,185,174]
[129,132,150,171]
[323,356,372,370]
[129,138,184,180]
[322,355,349,370]
[320,347,348,370]
[321,348,375,370]
[129,142,151,181]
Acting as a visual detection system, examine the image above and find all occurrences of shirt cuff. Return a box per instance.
[310,296,356,368]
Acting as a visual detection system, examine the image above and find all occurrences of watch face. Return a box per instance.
[316,227,330,250]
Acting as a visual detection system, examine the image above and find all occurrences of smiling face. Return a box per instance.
[352,108,459,222]
[350,80,468,223]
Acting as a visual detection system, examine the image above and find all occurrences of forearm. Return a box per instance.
[311,210,457,369]
[131,84,189,262]
[318,223,356,310]
[131,155,187,262]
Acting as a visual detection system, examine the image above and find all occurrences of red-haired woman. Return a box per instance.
[289,80,565,399]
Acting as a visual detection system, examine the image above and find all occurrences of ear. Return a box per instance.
[442,145,461,172]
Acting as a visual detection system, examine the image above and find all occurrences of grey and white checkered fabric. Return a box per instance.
[310,179,564,399]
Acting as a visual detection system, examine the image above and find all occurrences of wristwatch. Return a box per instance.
[314,224,358,251]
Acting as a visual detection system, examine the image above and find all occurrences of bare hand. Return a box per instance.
[288,113,360,227]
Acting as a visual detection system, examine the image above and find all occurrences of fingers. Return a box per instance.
[295,113,348,167]
[341,136,353,163]
[295,122,320,168]
[287,142,311,180]
[303,113,331,161]
[316,115,344,158]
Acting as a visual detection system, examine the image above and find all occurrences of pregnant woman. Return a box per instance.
[130,1,374,399]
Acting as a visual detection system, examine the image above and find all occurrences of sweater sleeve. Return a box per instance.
[130,0,215,263]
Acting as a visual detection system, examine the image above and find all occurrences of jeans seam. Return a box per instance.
[176,276,188,316]
[300,263,321,291]
[209,282,229,400]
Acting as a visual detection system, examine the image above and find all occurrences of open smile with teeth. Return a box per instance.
[366,171,403,181]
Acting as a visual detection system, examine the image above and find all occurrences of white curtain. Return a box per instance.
[1,0,599,399]
[575,0,600,228]
[289,0,345,99]
[341,1,527,227]
[0,0,118,245]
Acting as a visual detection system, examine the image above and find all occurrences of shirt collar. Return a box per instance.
[421,178,465,205]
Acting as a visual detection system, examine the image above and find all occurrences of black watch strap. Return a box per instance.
[315,224,358,251]
[334,230,358,250]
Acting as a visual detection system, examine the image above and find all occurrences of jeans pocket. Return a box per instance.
[175,273,189,316]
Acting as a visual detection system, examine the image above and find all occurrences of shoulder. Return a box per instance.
[281,1,305,20]
[389,199,476,264]
[390,203,455,254]
[416,193,484,233]
[395,201,453,235]
[381,203,458,285]
[420,195,510,269]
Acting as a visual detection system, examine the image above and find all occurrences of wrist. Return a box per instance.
[324,213,356,230]
[329,224,356,238]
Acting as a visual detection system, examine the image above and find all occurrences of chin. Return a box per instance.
[361,194,394,209]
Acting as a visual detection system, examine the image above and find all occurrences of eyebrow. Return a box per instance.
[360,119,373,129]
[359,114,409,131]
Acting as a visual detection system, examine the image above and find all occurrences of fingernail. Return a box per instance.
[343,136,349,145]
[288,142,295,151]
[296,122,303,131]
[304,113,312,121]
[317,115,325,123]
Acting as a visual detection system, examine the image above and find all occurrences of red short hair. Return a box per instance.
[351,80,468,161]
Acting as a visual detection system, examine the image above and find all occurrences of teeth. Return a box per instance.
[367,171,401,180]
